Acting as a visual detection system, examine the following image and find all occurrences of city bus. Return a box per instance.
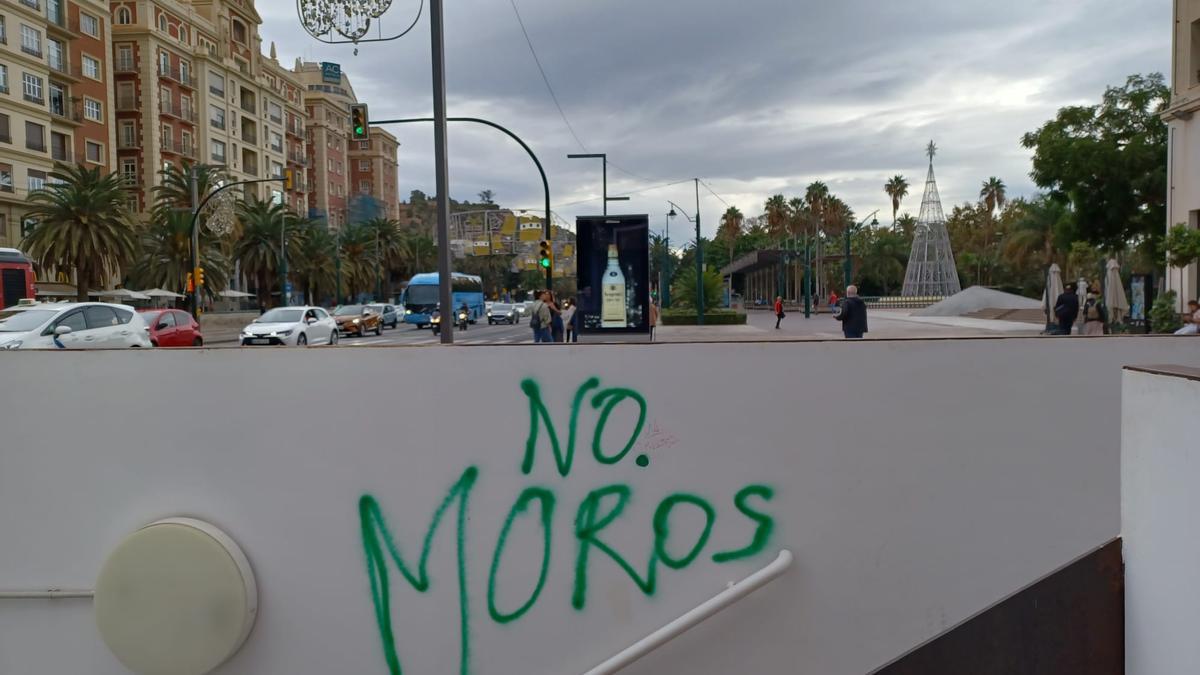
[401,272,485,328]
[0,248,36,309]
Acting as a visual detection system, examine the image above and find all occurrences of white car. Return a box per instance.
[241,306,338,347]
[513,302,529,316]
[0,302,152,350]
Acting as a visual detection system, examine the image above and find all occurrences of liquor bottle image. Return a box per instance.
[601,244,627,328]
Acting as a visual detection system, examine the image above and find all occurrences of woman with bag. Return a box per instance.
[774,296,785,330]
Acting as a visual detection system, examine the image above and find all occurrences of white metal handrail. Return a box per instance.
[581,549,794,675]
[0,589,93,599]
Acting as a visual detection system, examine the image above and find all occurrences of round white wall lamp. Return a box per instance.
[94,518,258,675]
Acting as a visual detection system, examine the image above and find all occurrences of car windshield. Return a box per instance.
[405,286,439,306]
[257,308,305,323]
[493,304,512,312]
[335,305,365,316]
[368,305,386,312]
[0,309,56,332]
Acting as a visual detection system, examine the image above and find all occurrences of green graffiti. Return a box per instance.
[520,377,600,476]
[653,494,716,570]
[590,388,648,465]
[712,485,776,563]
[572,484,657,610]
[487,487,555,624]
[359,467,478,675]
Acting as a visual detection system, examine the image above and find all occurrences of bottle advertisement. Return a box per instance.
[576,215,650,334]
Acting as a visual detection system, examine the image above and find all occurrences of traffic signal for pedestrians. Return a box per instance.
[350,104,369,141]
[186,272,195,293]
[283,168,294,191]
[538,240,552,269]
[195,267,205,287]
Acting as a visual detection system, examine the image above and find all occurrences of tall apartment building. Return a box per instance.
[0,0,114,247]
[110,0,307,214]
[294,60,400,229]
[1165,0,1200,310]
[348,126,398,221]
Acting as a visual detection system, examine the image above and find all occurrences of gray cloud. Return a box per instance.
[262,0,1169,237]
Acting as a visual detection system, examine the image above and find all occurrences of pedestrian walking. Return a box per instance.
[1082,289,1107,336]
[774,296,785,329]
[562,300,577,342]
[650,300,660,341]
[828,290,839,310]
[1054,283,1080,335]
[529,291,553,343]
[548,292,564,342]
[835,285,868,339]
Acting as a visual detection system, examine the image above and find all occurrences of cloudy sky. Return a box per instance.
[260,0,1169,240]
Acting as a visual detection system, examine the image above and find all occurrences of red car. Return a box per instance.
[139,309,203,347]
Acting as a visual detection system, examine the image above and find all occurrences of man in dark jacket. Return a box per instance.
[1054,283,1080,335]
[836,285,868,339]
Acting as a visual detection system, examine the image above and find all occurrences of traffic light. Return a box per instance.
[538,240,552,269]
[283,168,294,191]
[195,267,205,287]
[186,272,194,293]
[350,104,369,141]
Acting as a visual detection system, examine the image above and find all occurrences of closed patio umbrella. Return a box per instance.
[1104,259,1129,326]
[1042,263,1064,330]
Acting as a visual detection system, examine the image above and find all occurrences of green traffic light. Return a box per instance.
[355,126,364,135]
[540,258,550,268]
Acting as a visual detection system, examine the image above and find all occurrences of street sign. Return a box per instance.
[320,62,341,83]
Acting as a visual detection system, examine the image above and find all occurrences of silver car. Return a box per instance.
[487,303,519,325]
[0,302,152,350]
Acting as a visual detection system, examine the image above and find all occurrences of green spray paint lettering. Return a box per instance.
[361,379,780,675]
[487,487,555,624]
[359,467,478,675]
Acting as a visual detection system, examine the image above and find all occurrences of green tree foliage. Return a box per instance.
[671,266,723,312]
[1149,290,1183,333]
[131,209,229,297]
[1021,73,1169,251]
[884,175,909,225]
[294,221,337,305]
[233,197,301,309]
[21,163,139,302]
[852,227,909,296]
[1165,223,1200,270]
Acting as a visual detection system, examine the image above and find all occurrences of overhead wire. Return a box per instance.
[557,179,695,207]
[507,0,588,152]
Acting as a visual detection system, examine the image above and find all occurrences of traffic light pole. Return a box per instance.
[368,116,554,296]
[189,174,286,318]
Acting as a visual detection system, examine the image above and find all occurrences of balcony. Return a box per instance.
[160,100,196,123]
[241,128,256,144]
[48,60,82,81]
[157,64,194,89]
[114,59,137,74]
[288,150,307,165]
[23,93,45,106]
[46,13,80,38]
[242,160,258,177]
[160,136,194,158]
[17,0,39,11]
[50,147,71,162]
[50,106,82,124]
[239,100,254,114]
[116,95,137,111]
[118,135,139,149]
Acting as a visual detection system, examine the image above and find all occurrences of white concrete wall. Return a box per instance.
[1122,366,1200,674]
[0,337,1196,675]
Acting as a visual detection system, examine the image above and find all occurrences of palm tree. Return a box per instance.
[1003,196,1069,268]
[131,208,229,297]
[233,197,298,309]
[362,218,403,299]
[717,206,744,261]
[338,221,377,300]
[896,213,918,239]
[979,177,1007,216]
[293,222,337,305]
[398,231,437,278]
[477,189,495,205]
[764,195,789,243]
[21,163,138,302]
[884,175,909,226]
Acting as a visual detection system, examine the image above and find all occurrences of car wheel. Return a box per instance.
[297,333,307,347]
[329,330,338,346]
[375,322,383,336]
[193,337,203,347]
[151,340,159,347]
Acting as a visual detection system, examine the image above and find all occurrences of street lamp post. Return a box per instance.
[844,210,879,291]
[668,180,705,324]
[567,153,630,216]
[279,211,289,307]
[662,210,672,309]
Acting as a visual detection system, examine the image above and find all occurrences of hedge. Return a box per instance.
[661,309,747,325]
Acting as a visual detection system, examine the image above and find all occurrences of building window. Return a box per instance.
[270,161,282,178]
[359,160,370,172]
[158,14,167,32]
[158,51,169,75]
[0,65,7,94]
[209,105,225,129]
[27,169,46,192]
[22,73,43,104]
[181,130,191,155]
[179,60,190,83]
[211,139,225,163]
[0,114,9,143]
[209,70,224,97]
[120,120,136,147]
[120,158,136,183]
[82,55,100,80]
[20,25,41,57]
[0,16,6,45]
[326,159,333,172]
[85,140,103,164]
[80,13,99,38]
[48,82,65,116]
[47,38,64,71]
[359,140,369,150]
[359,180,370,194]
[84,98,102,122]
[268,101,282,123]
[180,94,191,119]
[116,44,133,70]
[25,121,44,151]
[232,19,246,45]
[270,131,282,152]
[50,131,69,161]
[116,81,134,108]
[116,7,132,25]
[0,164,11,192]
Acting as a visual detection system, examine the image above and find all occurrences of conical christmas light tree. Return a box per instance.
[902,141,962,297]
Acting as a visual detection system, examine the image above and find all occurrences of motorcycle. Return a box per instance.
[457,310,469,331]
[430,311,441,335]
